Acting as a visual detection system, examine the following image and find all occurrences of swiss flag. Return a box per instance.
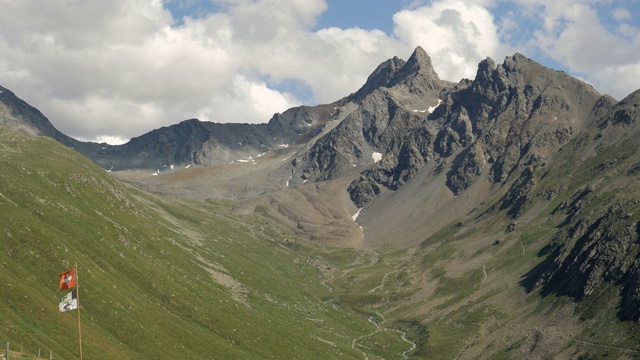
[59,267,77,290]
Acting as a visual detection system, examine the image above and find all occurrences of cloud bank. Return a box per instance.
[0,0,637,143]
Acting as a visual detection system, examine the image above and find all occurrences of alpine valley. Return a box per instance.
[2,46,640,359]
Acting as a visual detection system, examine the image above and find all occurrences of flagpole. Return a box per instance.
[75,264,83,360]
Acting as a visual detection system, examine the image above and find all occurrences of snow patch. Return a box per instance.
[428,99,443,114]
[277,144,289,148]
[412,99,442,114]
[236,156,257,164]
[352,208,363,221]
[185,164,191,169]
[372,152,382,163]
[170,164,174,170]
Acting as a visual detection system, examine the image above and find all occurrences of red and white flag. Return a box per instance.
[59,267,77,290]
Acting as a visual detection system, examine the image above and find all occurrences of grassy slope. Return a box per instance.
[0,127,411,359]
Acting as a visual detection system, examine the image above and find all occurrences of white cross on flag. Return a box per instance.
[59,267,77,290]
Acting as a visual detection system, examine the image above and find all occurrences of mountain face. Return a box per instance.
[0,85,103,156]
[291,47,456,184]
[93,103,346,170]
[519,89,640,321]
[346,53,606,206]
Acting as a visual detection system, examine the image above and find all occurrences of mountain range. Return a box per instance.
[2,46,640,358]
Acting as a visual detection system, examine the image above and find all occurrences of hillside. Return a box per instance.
[0,127,416,359]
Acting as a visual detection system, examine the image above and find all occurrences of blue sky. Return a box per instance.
[316,0,406,33]
[0,0,638,144]
[164,0,409,32]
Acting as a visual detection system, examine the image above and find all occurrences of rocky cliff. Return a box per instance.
[518,89,640,321]
[346,52,605,207]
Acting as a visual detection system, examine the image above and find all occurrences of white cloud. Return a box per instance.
[526,1,640,99]
[0,0,638,145]
[612,7,632,21]
[392,0,510,82]
[91,135,130,146]
[0,0,405,143]
[203,74,300,123]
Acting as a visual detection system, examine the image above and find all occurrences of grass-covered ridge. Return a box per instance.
[0,127,411,359]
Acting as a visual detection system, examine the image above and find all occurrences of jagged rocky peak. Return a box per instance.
[387,46,444,89]
[405,45,440,79]
[297,46,453,184]
[366,56,407,88]
[503,52,536,70]
[597,88,640,129]
[474,57,496,82]
[470,53,549,94]
[350,47,449,104]
[349,56,407,101]
[347,49,611,205]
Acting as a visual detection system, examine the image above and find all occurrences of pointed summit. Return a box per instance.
[405,46,440,80]
[387,46,443,89]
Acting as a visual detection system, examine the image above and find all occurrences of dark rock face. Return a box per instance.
[348,56,407,103]
[95,120,278,170]
[297,47,455,198]
[524,195,640,320]
[442,54,602,192]
[0,85,60,138]
[92,104,345,170]
[518,92,640,321]
[0,85,104,156]
[346,52,603,206]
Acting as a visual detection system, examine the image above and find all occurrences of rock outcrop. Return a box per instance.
[346,52,604,207]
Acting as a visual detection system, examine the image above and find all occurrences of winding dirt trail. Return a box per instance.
[349,311,418,359]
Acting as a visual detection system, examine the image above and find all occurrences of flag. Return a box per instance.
[59,267,77,290]
[59,289,78,312]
